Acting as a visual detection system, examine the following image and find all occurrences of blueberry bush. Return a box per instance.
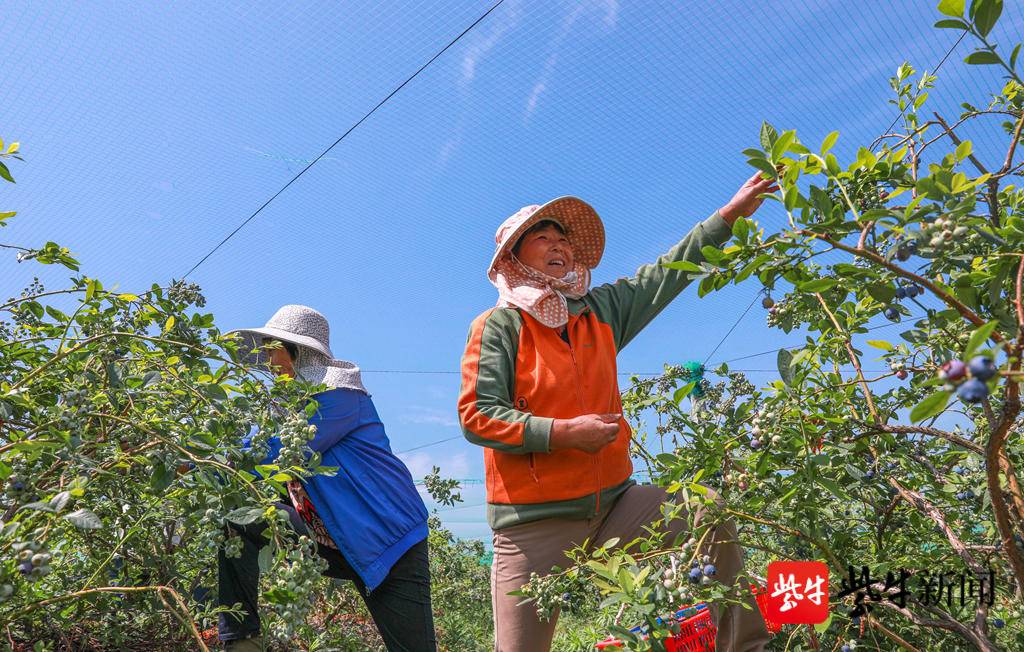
[519,2,1024,650]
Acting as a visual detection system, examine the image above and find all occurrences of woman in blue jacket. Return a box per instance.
[221,305,434,652]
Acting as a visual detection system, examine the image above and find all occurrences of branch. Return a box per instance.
[816,292,880,424]
[852,420,983,454]
[998,109,1024,177]
[888,479,983,573]
[10,586,209,652]
[802,232,1000,341]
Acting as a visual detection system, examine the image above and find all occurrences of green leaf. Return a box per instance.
[797,278,837,292]
[910,391,951,423]
[814,612,834,634]
[700,245,724,265]
[258,545,274,573]
[65,508,103,530]
[225,506,265,525]
[777,348,795,387]
[746,156,778,178]
[0,161,14,184]
[867,340,894,351]
[760,121,778,151]
[732,217,749,242]
[1011,43,1021,70]
[965,51,1001,65]
[938,0,965,16]
[661,260,703,273]
[954,140,973,161]
[672,382,697,405]
[973,0,1003,36]
[935,18,969,28]
[820,131,839,155]
[964,321,999,358]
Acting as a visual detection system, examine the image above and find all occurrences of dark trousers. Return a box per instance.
[218,502,437,651]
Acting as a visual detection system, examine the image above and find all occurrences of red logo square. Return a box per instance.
[765,561,830,624]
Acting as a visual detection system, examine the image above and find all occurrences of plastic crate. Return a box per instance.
[594,603,715,651]
[595,585,780,651]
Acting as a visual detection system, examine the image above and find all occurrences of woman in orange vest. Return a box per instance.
[458,172,776,651]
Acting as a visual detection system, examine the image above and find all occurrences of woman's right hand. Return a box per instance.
[550,413,621,453]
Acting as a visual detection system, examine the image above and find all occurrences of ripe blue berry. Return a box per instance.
[895,287,907,300]
[17,561,32,576]
[703,564,716,577]
[968,356,996,381]
[689,567,702,584]
[884,306,900,321]
[957,378,989,404]
[841,646,851,652]
[993,618,1005,629]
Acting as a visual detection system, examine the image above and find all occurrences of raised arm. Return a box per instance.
[587,172,776,350]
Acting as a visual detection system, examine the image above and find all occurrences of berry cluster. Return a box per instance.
[889,359,909,380]
[275,414,318,469]
[167,280,207,308]
[13,535,52,582]
[893,239,917,261]
[749,410,782,451]
[267,535,328,639]
[939,356,997,403]
[920,216,969,251]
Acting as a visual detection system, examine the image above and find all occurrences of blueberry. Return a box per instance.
[968,356,996,381]
[884,306,900,321]
[957,378,989,404]
[851,616,860,626]
[912,285,923,297]
[895,247,910,262]
[750,438,762,449]
[841,646,851,652]
[17,561,32,576]
[689,567,702,584]
[762,296,775,309]
[864,469,874,480]
[703,564,716,577]
[993,618,1005,629]
[895,287,907,300]
[940,359,967,382]
[9,480,24,492]
[896,369,908,380]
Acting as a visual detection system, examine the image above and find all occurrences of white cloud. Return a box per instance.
[399,450,470,479]
[523,0,619,119]
[400,407,459,427]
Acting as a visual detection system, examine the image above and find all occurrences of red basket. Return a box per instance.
[595,585,780,651]
[594,604,715,651]
[750,584,782,635]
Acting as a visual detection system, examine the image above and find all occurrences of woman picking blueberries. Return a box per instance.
[458,173,778,651]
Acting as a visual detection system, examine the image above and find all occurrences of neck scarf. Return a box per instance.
[491,254,590,328]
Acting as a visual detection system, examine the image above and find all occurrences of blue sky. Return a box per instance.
[3,1,1024,543]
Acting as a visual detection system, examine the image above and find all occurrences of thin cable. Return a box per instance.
[701,290,764,365]
[395,434,462,454]
[181,0,506,279]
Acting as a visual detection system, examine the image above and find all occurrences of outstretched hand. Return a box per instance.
[718,171,780,225]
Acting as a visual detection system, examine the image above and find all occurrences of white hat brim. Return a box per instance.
[227,327,334,365]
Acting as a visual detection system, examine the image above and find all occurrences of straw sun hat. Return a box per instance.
[228,304,366,393]
[487,196,606,281]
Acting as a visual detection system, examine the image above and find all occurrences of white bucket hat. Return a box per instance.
[228,304,367,393]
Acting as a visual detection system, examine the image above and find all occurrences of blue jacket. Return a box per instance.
[258,388,428,591]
